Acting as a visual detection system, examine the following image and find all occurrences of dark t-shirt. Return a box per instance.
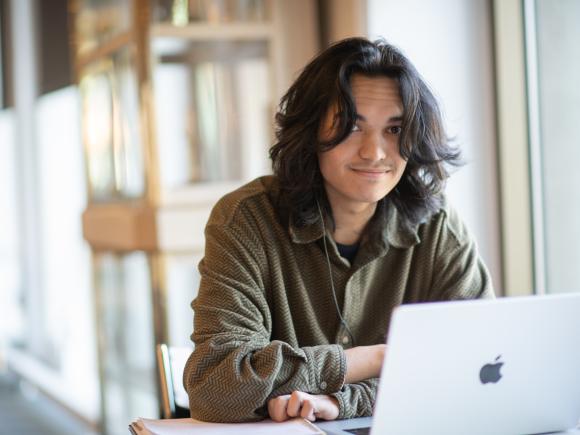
[336,242,360,263]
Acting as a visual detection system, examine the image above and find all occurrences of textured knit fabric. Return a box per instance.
[183,175,494,422]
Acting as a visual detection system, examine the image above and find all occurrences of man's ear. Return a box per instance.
[318,106,336,143]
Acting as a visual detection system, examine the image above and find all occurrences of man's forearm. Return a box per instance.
[343,344,386,384]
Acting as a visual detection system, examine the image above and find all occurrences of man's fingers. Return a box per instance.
[300,398,316,421]
[270,392,338,423]
[286,391,306,417]
[268,395,290,422]
[313,394,340,421]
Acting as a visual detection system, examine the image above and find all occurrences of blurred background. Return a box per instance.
[0,0,578,433]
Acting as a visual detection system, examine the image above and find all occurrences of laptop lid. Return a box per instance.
[369,293,580,435]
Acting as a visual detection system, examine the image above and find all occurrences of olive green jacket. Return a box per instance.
[183,176,494,422]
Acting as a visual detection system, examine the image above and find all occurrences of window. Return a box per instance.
[525,0,580,294]
[494,0,580,295]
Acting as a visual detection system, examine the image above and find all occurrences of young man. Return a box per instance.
[183,37,494,423]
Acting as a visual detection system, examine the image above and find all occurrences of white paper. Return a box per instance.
[139,417,325,435]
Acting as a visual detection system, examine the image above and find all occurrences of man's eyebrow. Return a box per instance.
[355,114,403,123]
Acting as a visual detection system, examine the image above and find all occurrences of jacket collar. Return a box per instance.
[288,199,420,250]
[288,213,325,244]
[382,200,421,249]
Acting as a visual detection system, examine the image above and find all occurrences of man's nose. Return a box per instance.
[358,132,387,161]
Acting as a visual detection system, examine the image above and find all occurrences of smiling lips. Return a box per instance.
[350,167,392,177]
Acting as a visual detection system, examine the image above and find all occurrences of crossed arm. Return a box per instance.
[185,216,389,423]
[267,344,386,422]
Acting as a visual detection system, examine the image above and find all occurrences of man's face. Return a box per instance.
[318,74,407,213]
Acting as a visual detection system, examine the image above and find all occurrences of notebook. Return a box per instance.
[317,293,580,435]
[129,416,324,434]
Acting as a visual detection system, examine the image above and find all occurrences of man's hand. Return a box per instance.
[267,346,384,422]
[268,392,340,422]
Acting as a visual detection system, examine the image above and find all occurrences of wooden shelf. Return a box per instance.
[158,181,245,207]
[75,31,134,71]
[150,22,273,41]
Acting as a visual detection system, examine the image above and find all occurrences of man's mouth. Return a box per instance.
[350,167,391,174]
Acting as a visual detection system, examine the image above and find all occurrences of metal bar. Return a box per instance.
[523,0,547,295]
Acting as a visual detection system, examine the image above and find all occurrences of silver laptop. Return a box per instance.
[317,293,580,435]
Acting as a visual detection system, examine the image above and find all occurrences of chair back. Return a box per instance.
[156,344,192,418]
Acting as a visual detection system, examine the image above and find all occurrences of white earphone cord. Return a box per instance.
[316,200,356,347]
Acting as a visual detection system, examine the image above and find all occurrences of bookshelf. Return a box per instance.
[150,22,274,39]
[69,0,319,432]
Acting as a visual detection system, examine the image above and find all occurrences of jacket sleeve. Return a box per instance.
[183,210,346,423]
[331,378,379,419]
[430,203,495,301]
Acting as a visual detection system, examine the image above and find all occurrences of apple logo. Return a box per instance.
[479,355,504,384]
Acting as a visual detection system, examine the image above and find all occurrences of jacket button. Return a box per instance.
[320,381,327,390]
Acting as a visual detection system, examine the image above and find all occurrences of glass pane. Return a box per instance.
[79,46,145,200]
[74,0,132,56]
[80,62,115,198]
[533,0,580,293]
[151,0,269,25]
[0,109,24,346]
[112,47,146,198]
[163,253,201,347]
[152,38,271,188]
[163,253,199,409]
[34,87,99,409]
[95,252,158,433]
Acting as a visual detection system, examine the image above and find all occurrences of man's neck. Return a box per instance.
[330,202,377,245]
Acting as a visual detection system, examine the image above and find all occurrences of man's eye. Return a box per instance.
[351,124,361,132]
[388,126,402,135]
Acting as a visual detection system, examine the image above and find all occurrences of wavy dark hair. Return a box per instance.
[269,37,461,229]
